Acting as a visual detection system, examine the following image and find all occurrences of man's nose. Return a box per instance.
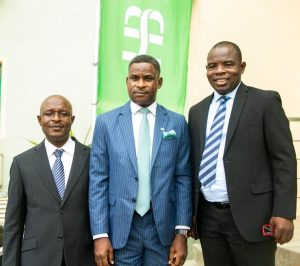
[215,64,226,73]
[52,112,61,120]
[136,78,146,87]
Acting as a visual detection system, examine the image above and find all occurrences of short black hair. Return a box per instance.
[128,54,161,75]
[211,41,243,62]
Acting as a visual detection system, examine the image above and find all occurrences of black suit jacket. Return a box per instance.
[188,83,297,242]
[2,138,95,266]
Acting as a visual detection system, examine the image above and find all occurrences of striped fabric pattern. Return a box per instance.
[52,149,65,199]
[198,96,229,187]
[89,102,192,248]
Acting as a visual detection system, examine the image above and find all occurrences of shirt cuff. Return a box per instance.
[93,233,109,240]
[175,225,190,230]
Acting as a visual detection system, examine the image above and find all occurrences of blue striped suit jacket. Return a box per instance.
[89,102,192,248]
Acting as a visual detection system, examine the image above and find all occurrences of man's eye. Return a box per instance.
[145,77,154,82]
[60,112,70,117]
[130,76,138,81]
[225,62,234,66]
[207,64,215,69]
[44,112,52,116]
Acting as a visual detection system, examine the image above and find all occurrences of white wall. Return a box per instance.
[0,0,98,191]
[187,0,300,118]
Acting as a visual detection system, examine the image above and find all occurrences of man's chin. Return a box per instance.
[46,135,69,146]
[214,86,232,95]
[133,99,152,107]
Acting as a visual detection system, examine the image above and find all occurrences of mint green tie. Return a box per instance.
[135,108,151,216]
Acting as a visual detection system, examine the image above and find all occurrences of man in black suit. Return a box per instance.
[2,95,95,266]
[188,41,297,265]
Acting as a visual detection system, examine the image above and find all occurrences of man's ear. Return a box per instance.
[37,115,42,126]
[158,77,163,89]
[240,61,246,74]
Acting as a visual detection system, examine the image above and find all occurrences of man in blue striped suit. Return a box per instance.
[89,54,192,266]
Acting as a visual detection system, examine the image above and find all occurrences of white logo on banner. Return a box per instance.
[122,6,164,63]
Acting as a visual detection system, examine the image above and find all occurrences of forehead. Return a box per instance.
[208,45,239,62]
[41,97,71,111]
[129,62,157,75]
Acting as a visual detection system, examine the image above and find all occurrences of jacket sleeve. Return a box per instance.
[3,158,27,266]
[264,91,297,219]
[88,116,109,236]
[174,116,193,227]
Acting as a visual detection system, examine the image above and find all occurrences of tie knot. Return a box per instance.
[219,96,230,104]
[53,149,63,158]
[140,108,150,115]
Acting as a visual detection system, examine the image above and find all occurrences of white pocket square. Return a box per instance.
[162,129,176,140]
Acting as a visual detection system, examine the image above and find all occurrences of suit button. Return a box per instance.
[132,198,136,203]
[60,210,66,215]
[135,177,138,181]
[57,236,63,240]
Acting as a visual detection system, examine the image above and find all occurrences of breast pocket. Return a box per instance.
[160,139,178,154]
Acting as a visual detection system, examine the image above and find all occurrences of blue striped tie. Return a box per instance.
[135,108,151,216]
[198,96,230,188]
[52,149,65,199]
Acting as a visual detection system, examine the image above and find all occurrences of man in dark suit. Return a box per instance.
[188,41,297,265]
[89,54,192,266]
[2,95,95,266]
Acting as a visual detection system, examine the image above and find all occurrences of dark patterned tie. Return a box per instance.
[198,96,230,187]
[52,149,65,199]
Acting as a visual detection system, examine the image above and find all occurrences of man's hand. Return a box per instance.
[269,216,294,244]
[168,234,188,266]
[94,237,114,266]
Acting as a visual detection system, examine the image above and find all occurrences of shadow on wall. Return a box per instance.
[0,225,2,245]
[0,225,3,265]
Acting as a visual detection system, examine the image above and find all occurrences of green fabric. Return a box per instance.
[97,0,193,114]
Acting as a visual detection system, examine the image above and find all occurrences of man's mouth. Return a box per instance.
[134,91,147,96]
[214,78,228,86]
[50,125,64,129]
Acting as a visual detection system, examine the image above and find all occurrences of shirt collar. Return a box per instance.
[212,81,241,103]
[45,137,75,157]
[130,101,157,116]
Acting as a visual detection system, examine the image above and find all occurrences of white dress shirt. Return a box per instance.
[45,137,75,187]
[201,84,240,202]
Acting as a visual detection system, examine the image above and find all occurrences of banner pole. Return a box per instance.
[92,0,101,133]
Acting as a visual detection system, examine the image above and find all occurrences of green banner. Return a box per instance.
[97,0,192,114]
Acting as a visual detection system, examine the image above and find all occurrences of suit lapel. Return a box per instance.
[224,83,248,153]
[151,104,168,168]
[199,96,212,155]
[119,102,138,174]
[62,140,89,205]
[32,141,61,203]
